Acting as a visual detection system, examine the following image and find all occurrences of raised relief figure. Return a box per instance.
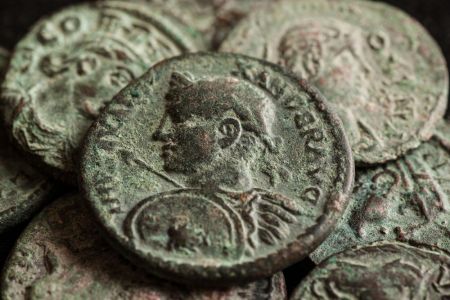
[278,19,414,151]
[125,73,300,260]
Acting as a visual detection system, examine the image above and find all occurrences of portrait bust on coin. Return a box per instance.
[81,53,353,284]
[125,72,300,259]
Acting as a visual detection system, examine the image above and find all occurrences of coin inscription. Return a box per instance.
[1,1,205,182]
[221,0,448,164]
[80,52,353,285]
[1,193,287,299]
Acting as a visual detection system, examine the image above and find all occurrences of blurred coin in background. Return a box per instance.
[0,49,56,234]
[0,1,206,184]
[311,119,450,263]
[1,193,287,300]
[292,241,450,299]
[221,0,449,166]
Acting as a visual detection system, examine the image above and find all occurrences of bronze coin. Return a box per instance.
[221,0,449,165]
[293,241,450,299]
[0,1,206,183]
[1,193,287,299]
[80,52,354,285]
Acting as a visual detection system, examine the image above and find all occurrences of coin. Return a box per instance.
[311,119,450,263]
[0,49,55,233]
[80,52,354,285]
[1,193,287,300]
[293,241,450,299]
[220,0,449,165]
[0,1,206,183]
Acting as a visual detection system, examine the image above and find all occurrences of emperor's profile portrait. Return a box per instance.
[125,72,300,259]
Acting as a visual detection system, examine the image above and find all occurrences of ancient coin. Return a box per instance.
[0,49,55,233]
[220,0,449,165]
[293,241,450,299]
[1,193,287,300]
[291,241,450,300]
[80,52,354,285]
[0,1,206,183]
[311,119,450,263]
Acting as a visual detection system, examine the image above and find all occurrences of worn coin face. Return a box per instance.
[0,49,55,233]
[80,52,354,285]
[1,193,287,300]
[293,241,450,299]
[221,0,449,165]
[0,1,205,183]
[311,119,450,263]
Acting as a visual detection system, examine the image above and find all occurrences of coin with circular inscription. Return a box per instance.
[0,50,55,233]
[293,241,450,299]
[1,193,287,300]
[0,1,206,183]
[221,0,449,165]
[80,52,354,285]
[311,119,450,263]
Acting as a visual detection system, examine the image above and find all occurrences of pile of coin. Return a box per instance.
[0,0,448,299]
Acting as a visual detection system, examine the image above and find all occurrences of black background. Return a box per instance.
[0,0,449,296]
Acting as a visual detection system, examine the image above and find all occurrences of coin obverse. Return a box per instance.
[292,241,450,299]
[220,0,449,165]
[1,193,287,300]
[0,1,206,183]
[0,49,55,233]
[311,120,450,263]
[80,52,354,285]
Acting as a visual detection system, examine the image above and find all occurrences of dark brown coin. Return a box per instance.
[0,1,206,183]
[80,52,354,285]
[311,119,450,263]
[0,49,55,233]
[1,193,287,299]
[221,0,449,165]
[292,241,450,299]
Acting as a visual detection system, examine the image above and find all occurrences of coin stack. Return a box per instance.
[0,0,448,299]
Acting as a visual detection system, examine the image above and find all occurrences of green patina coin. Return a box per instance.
[80,52,354,285]
[293,241,450,299]
[220,0,449,165]
[0,49,55,233]
[0,1,206,184]
[1,193,287,299]
[311,119,450,263]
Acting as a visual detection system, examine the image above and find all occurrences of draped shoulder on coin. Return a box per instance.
[0,49,55,233]
[311,119,450,263]
[1,193,287,299]
[0,1,206,183]
[221,0,449,165]
[80,52,354,285]
[293,241,450,299]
